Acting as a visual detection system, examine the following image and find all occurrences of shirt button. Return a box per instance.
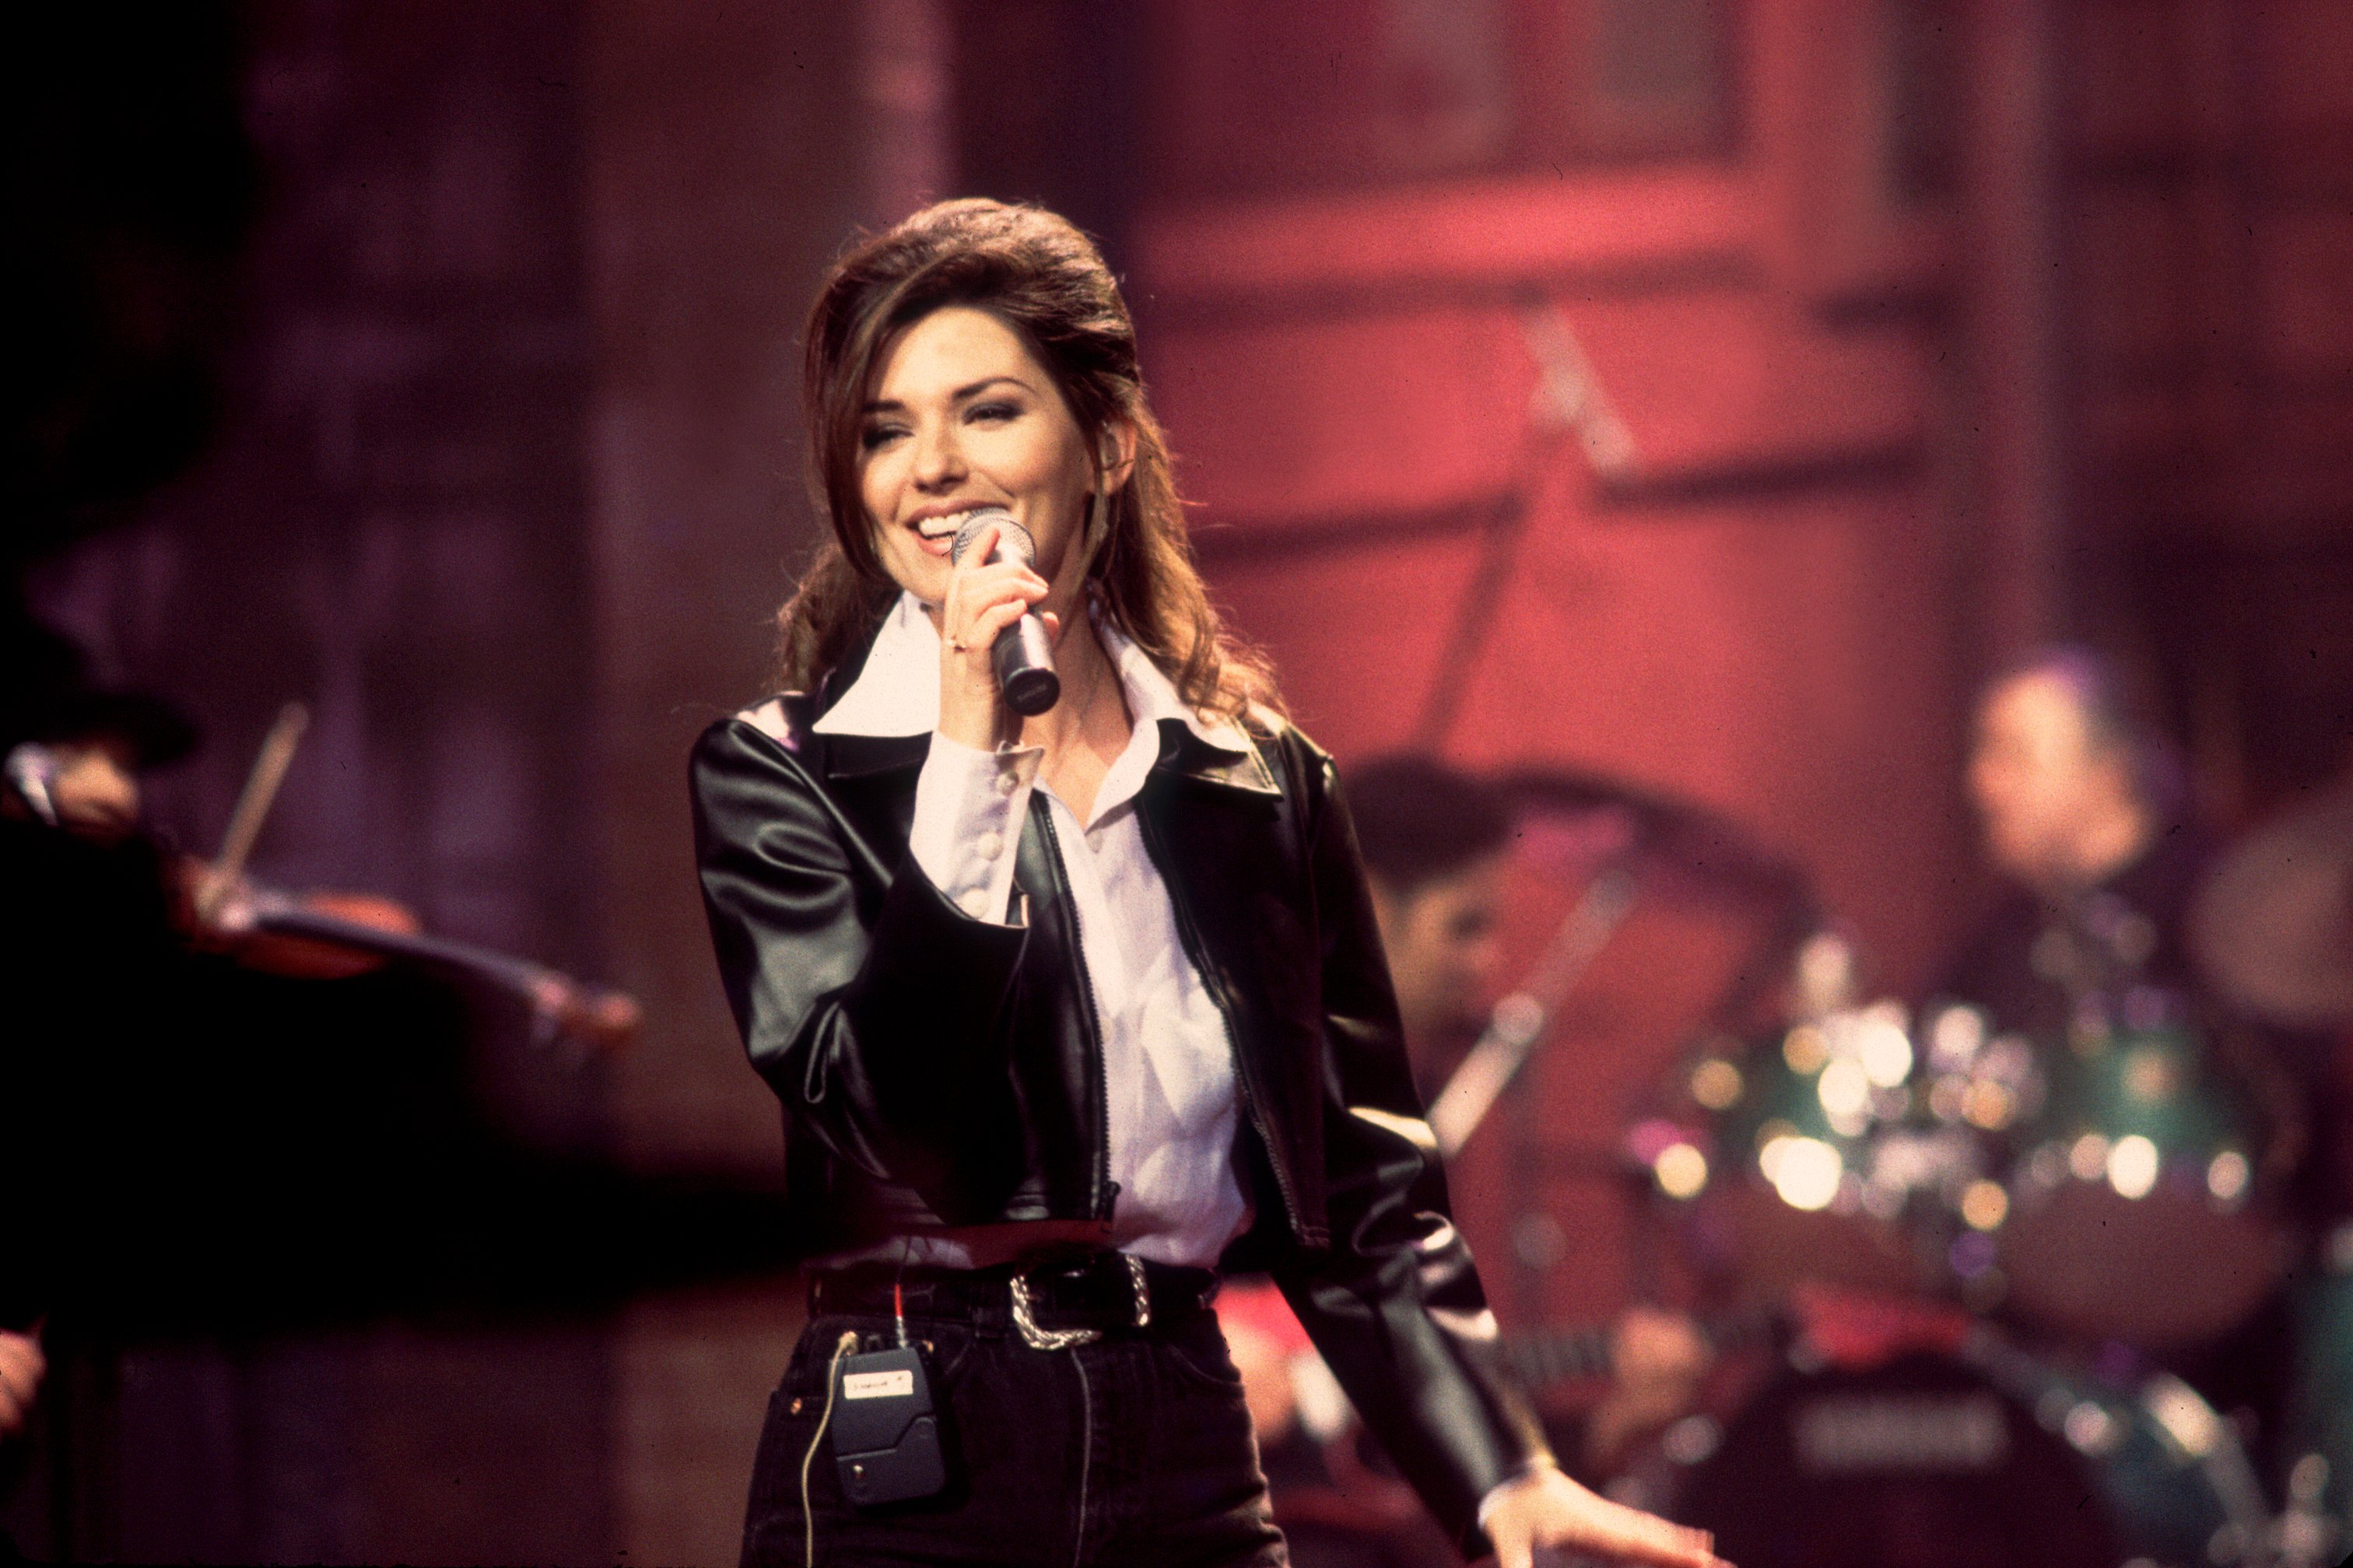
[958,887,992,920]
[975,830,1003,862]
[994,770,1019,797]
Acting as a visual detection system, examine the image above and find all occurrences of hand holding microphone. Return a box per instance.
[949,507,1061,716]
[938,507,1061,746]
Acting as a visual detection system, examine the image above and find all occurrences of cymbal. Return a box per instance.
[2190,777,2353,1028]
[1498,764,1813,903]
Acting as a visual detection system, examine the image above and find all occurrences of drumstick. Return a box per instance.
[197,701,310,922]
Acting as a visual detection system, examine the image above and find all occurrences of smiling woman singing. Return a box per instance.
[689,198,1723,1568]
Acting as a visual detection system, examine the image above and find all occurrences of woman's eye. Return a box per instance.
[860,423,905,451]
[966,401,1019,425]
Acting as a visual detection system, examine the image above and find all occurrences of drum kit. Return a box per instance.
[1450,769,2353,1568]
[1656,935,2292,1348]
[1627,938,2294,1568]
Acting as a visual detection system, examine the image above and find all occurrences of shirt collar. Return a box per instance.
[813,591,1254,756]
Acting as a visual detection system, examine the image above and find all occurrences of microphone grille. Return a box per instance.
[949,507,1030,566]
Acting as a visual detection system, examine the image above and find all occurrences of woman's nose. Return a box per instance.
[910,419,966,491]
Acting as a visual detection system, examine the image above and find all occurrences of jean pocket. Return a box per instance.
[1156,1315,1249,1394]
[743,1378,825,1552]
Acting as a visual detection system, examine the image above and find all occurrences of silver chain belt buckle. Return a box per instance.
[1008,1253,1152,1350]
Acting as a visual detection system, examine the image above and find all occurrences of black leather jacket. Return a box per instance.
[689,655,1544,1546]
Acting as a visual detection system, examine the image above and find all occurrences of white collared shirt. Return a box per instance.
[811,592,1252,1267]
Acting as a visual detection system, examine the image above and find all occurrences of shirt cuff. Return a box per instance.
[1474,1454,1561,1534]
[909,732,1042,925]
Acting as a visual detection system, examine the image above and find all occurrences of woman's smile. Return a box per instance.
[903,503,997,561]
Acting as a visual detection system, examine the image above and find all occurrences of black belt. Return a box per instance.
[810,1249,1219,1349]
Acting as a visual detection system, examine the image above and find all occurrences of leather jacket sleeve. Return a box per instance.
[1267,746,1549,1552]
[689,716,1029,1215]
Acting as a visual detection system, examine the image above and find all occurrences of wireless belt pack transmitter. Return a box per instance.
[829,1342,947,1506]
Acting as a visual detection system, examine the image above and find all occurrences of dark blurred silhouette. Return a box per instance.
[0,12,798,1561]
[2,0,259,1372]
[1,4,254,564]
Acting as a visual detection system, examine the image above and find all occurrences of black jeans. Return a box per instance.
[742,1285,1287,1567]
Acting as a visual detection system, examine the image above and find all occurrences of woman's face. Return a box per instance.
[857,304,1104,614]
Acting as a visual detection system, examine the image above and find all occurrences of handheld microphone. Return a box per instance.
[949,507,1061,716]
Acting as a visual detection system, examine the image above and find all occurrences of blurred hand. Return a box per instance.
[1480,1461,1727,1568]
[0,1328,46,1439]
[50,742,143,842]
[1586,1308,1711,1471]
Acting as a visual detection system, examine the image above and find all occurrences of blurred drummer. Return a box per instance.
[1942,645,2204,1018]
[1940,647,2323,1206]
[1941,647,2342,1503]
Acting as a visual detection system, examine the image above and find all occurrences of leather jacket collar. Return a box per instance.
[815,721,1277,796]
[808,591,1277,796]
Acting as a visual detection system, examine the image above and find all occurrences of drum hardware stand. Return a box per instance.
[1425,862,1636,1326]
[1429,863,1638,1160]
[1427,792,1826,1319]
[1410,300,1639,752]
[2271,1453,2341,1568]
[2140,1370,2276,1563]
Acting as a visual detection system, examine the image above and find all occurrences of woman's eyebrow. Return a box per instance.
[862,375,1032,414]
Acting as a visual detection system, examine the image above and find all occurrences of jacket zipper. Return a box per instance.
[1036,805,1117,1222]
[1135,808,1304,1241]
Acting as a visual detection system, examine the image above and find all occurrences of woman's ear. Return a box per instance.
[1097,418,1138,495]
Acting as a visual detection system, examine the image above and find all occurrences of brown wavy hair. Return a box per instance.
[776,198,1279,728]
